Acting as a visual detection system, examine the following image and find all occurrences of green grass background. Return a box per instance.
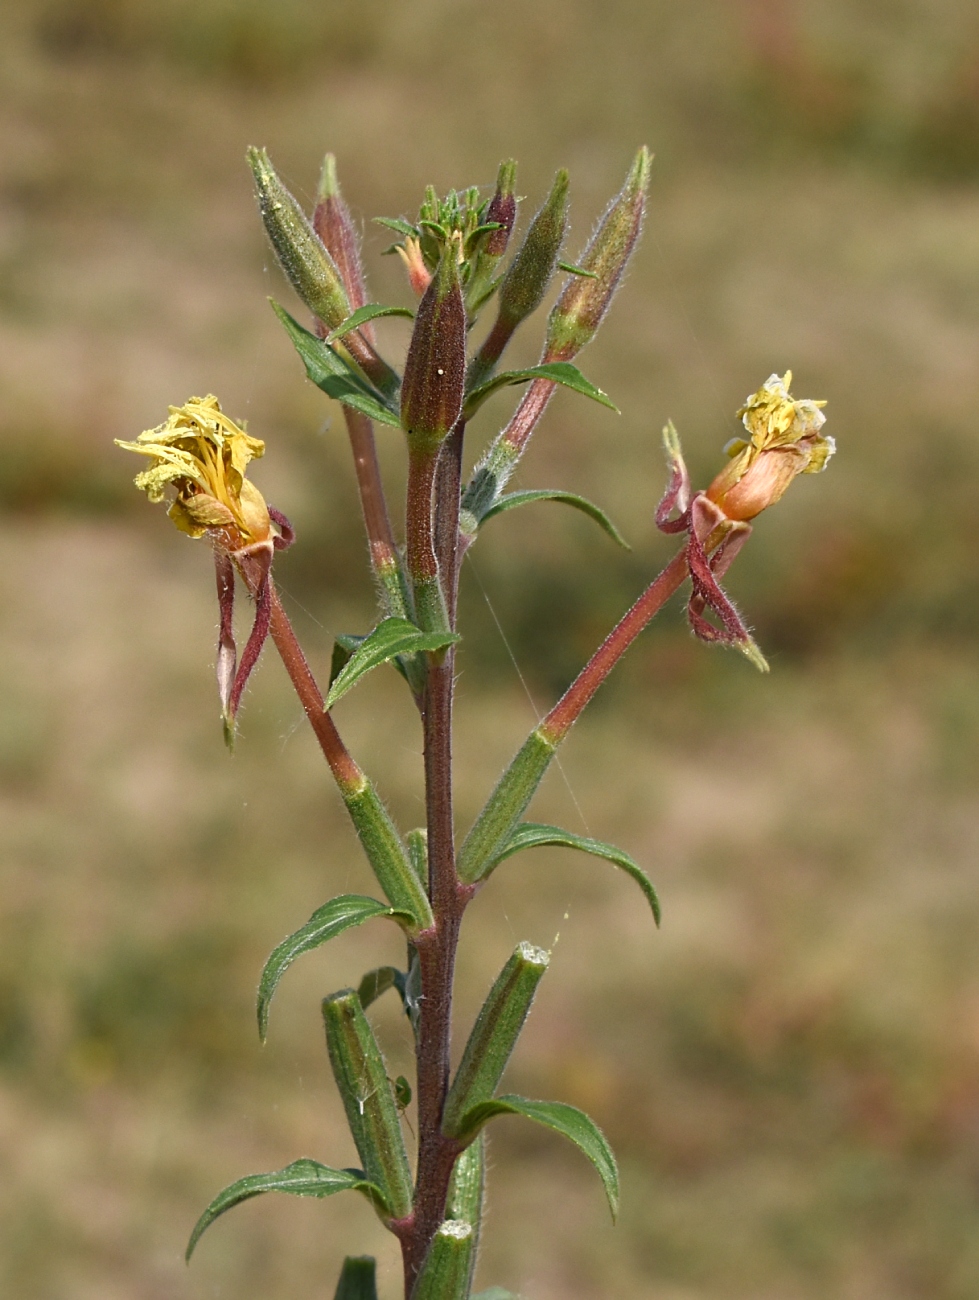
[3,1,979,1296]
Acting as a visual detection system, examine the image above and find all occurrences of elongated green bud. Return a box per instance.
[498,168,569,329]
[333,1255,378,1300]
[447,1133,485,1225]
[322,990,414,1220]
[456,728,557,883]
[247,147,351,332]
[445,1137,485,1297]
[545,147,651,361]
[401,237,466,452]
[411,1220,475,1300]
[343,782,434,930]
[442,942,550,1138]
[314,154,371,325]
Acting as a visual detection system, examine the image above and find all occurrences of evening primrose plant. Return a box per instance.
[118,147,831,1300]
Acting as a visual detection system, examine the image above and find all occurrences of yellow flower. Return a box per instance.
[706,372,833,522]
[116,395,271,546]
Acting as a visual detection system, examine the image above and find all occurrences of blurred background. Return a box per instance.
[3,1,979,1296]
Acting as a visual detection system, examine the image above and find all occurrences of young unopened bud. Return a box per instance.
[545,146,651,361]
[442,941,550,1138]
[400,236,466,452]
[498,168,569,329]
[314,154,372,335]
[484,158,517,258]
[322,990,414,1220]
[248,147,350,333]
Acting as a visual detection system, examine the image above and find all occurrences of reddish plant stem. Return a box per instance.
[541,548,688,743]
[501,376,556,454]
[266,581,362,792]
[401,419,471,1292]
[342,407,401,577]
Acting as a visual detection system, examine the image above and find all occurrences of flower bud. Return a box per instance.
[483,158,517,258]
[313,153,371,331]
[322,989,414,1220]
[545,147,651,361]
[706,371,832,522]
[497,168,569,330]
[248,146,350,333]
[442,941,550,1138]
[400,235,466,451]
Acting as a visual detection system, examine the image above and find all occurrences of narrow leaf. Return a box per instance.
[463,361,618,419]
[558,260,599,279]
[488,823,660,925]
[357,966,406,1011]
[327,617,459,709]
[272,302,402,427]
[333,1256,379,1300]
[258,895,411,1042]
[373,216,417,237]
[326,303,414,344]
[186,1160,384,1260]
[455,1095,619,1220]
[332,634,411,689]
[479,489,629,548]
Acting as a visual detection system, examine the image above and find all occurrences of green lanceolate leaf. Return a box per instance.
[331,634,412,691]
[258,895,413,1042]
[186,1160,385,1260]
[411,1220,477,1300]
[479,489,629,548]
[453,1095,619,1220]
[327,617,460,709]
[323,990,414,1219]
[374,215,417,237]
[557,260,599,278]
[272,302,402,427]
[463,361,618,419]
[326,303,414,344]
[442,943,550,1138]
[333,1256,379,1300]
[406,827,428,886]
[488,823,660,925]
[357,965,406,1012]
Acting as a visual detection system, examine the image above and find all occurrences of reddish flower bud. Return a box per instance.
[400,237,466,451]
[313,153,371,335]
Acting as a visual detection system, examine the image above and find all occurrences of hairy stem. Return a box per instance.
[342,408,409,616]
[401,420,473,1293]
[266,582,362,791]
[541,548,688,743]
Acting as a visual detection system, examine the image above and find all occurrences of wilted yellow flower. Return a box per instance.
[706,371,833,522]
[116,395,271,546]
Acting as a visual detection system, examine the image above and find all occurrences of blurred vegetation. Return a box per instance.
[2,0,979,1298]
